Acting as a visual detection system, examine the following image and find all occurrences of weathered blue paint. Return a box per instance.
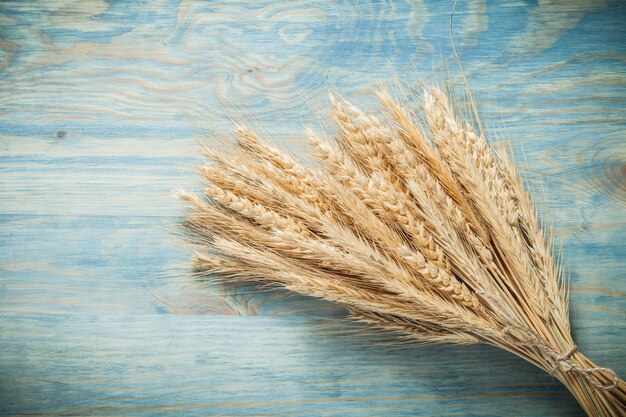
[0,1,625,415]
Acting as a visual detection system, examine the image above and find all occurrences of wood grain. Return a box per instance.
[1,1,625,415]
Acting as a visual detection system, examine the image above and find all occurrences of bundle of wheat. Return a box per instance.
[179,85,624,417]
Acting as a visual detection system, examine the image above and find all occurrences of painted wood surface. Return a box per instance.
[0,1,625,415]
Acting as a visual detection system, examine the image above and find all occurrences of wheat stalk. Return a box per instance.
[180,85,625,417]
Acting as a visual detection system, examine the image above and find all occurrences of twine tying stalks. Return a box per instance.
[502,327,619,392]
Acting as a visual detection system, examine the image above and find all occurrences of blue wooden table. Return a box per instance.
[1,1,625,416]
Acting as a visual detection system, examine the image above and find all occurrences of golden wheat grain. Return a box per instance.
[180,83,625,417]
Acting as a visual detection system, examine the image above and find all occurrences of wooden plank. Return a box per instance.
[0,314,610,417]
[1,0,625,415]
